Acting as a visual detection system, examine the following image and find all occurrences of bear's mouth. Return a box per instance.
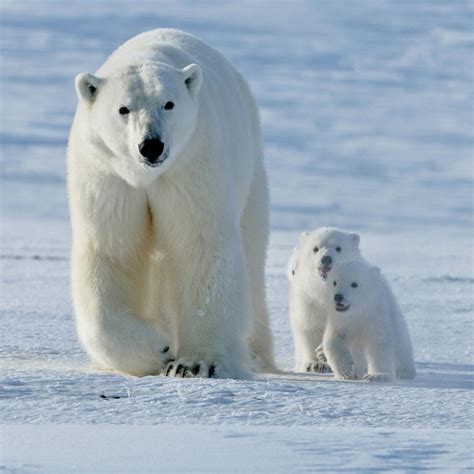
[335,303,350,312]
[318,266,332,279]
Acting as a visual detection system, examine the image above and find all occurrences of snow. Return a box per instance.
[1,0,473,472]
[3,425,472,473]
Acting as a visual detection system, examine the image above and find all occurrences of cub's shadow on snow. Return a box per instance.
[271,362,474,391]
[411,362,474,390]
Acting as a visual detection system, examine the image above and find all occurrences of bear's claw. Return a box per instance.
[164,359,217,378]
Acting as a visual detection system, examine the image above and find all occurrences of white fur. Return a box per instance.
[68,29,275,377]
[288,227,362,372]
[322,260,416,382]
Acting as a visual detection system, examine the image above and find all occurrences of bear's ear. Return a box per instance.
[350,233,360,246]
[298,231,310,246]
[75,73,102,104]
[182,63,202,98]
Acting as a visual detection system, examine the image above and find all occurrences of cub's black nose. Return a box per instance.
[334,293,344,303]
[321,255,332,266]
[139,138,165,163]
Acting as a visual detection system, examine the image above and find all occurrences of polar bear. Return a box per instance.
[68,28,275,378]
[288,227,362,372]
[322,260,416,382]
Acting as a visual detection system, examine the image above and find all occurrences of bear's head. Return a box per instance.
[75,61,202,187]
[290,227,361,294]
[328,261,380,314]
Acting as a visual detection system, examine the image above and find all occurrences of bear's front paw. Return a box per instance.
[305,361,332,374]
[164,358,217,378]
[314,344,327,363]
[363,372,390,383]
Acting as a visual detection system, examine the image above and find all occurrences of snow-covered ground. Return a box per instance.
[1,1,473,472]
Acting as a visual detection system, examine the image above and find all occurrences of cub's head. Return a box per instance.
[290,227,361,289]
[75,61,202,187]
[328,261,380,314]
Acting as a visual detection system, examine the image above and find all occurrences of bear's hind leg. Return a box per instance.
[240,163,276,373]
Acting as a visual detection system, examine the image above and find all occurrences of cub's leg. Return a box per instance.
[323,327,354,380]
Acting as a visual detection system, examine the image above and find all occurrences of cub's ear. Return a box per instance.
[287,247,299,280]
[182,63,202,97]
[350,232,360,246]
[75,73,102,103]
[298,231,310,246]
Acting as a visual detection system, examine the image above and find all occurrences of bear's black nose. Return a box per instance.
[139,138,165,163]
[321,255,332,266]
[334,293,344,303]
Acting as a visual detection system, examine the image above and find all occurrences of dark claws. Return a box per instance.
[306,362,333,374]
[165,361,216,378]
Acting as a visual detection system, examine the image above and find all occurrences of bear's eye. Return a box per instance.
[164,101,175,110]
[336,246,342,252]
[313,247,319,253]
[119,106,130,115]
[351,282,358,288]
[333,281,337,286]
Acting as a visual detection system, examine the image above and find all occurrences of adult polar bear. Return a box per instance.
[68,29,274,377]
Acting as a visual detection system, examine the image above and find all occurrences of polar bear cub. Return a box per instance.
[288,227,363,372]
[323,260,416,382]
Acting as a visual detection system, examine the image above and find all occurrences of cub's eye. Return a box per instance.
[164,101,175,110]
[351,282,358,288]
[336,246,342,252]
[333,281,337,286]
[313,247,319,253]
[119,106,130,115]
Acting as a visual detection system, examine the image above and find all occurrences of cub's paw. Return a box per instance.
[332,358,354,380]
[306,361,332,374]
[295,361,332,374]
[164,358,217,378]
[314,344,327,363]
[363,372,390,383]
